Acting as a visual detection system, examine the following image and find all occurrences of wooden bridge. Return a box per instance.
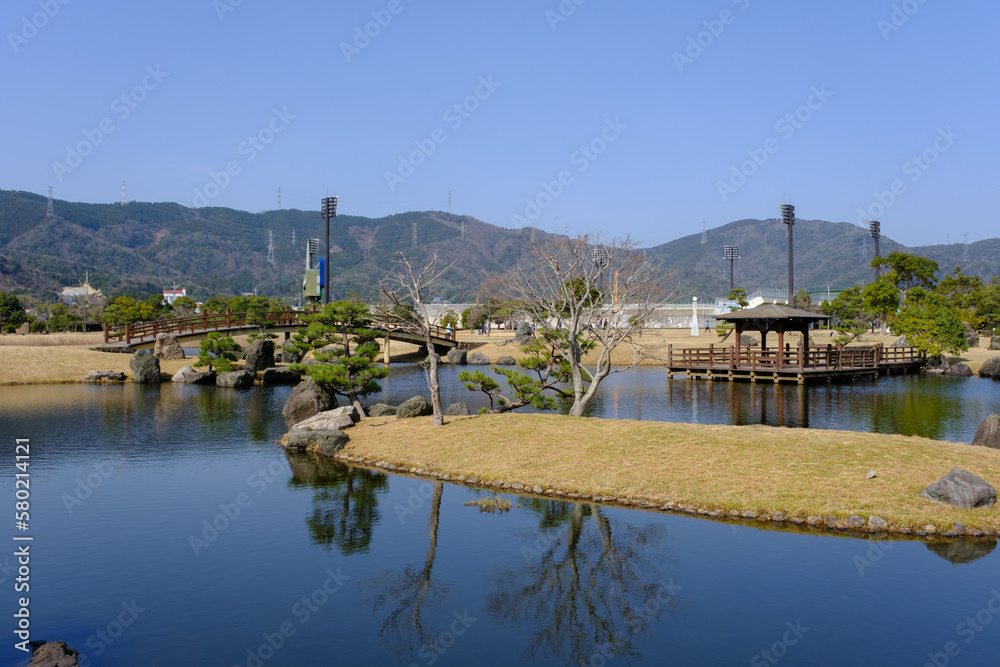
[102,309,458,353]
[666,343,925,384]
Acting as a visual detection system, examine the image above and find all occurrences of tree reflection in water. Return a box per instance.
[369,481,448,655]
[284,452,389,555]
[488,498,671,664]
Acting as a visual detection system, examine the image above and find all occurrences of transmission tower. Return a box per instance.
[448,190,452,213]
[267,230,276,267]
[291,229,296,246]
[412,222,417,249]
[963,233,970,266]
[46,186,54,217]
[701,218,708,244]
[460,220,465,241]
[121,181,126,206]
[278,187,282,210]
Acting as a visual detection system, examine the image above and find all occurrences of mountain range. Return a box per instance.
[1,189,997,304]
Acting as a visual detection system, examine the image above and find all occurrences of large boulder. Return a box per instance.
[495,355,516,366]
[29,641,80,667]
[396,395,433,419]
[367,403,397,417]
[291,406,360,432]
[990,336,1000,351]
[262,367,300,384]
[739,335,758,347]
[924,355,951,374]
[281,341,305,364]
[282,379,337,426]
[216,370,256,389]
[947,363,973,376]
[446,348,468,365]
[445,402,471,416]
[890,335,909,348]
[919,469,997,509]
[129,353,161,384]
[285,429,349,456]
[244,339,275,373]
[467,351,491,365]
[514,322,533,343]
[171,365,216,384]
[153,333,185,360]
[962,323,979,349]
[83,370,126,383]
[972,414,1000,449]
[980,357,1000,379]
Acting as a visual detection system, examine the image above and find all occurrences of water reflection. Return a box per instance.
[487,499,671,664]
[284,452,389,554]
[925,539,997,564]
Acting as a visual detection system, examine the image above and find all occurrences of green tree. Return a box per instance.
[792,289,812,310]
[102,296,160,326]
[440,310,458,330]
[821,285,871,344]
[201,295,230,314]
[872,252,939,298]
[0,293,28,333]
[861,276,900,333]
[172,295,198,317]
[893,287,967,356]
[972,279,1000,330]
[716,288,748,338]
[47,303,79,333]
[195,332,242,372]
[289,299,389,415]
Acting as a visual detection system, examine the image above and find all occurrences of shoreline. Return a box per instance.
[329,414,1000,539]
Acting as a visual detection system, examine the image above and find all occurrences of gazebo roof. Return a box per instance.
[717,303,830,323]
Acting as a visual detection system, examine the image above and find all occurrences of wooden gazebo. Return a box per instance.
[717,303,830,355]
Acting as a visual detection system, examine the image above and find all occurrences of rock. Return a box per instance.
[991,336,1000,351]
[291,406,360,432]
[978,357,1000,378]
[422,353,441,365]
[171,365,216,384]
[514,322,533,343]
[867,470,877,480]
[924,355,950,373]
[844,515,865,528]
[771,511,787,522]
[261,367,300,384]
[445,402,470,416]
[29,641,80,667]
[495,355,516,366]
[282,379,337,426]
[739,335,758,346]
[446,349,467,365]
[83,370,126,383]
[972,414,1000,449]
[962,322,979,349]
[153,333,185,360]
[890,335,909,348]
[282,342,305,364]
[396,395,433,419]
[867,516,888,530]
[947,363,973,376]
[244,339,275,373]
[367,403,397,418]
[467,351,490,365]
[216,370,255,388]
[129,353,161,384]
[919,469,997,508]
[494,339,509,347]
[285,429,349,456]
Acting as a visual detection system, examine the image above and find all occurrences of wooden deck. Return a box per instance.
[666,343,924,384]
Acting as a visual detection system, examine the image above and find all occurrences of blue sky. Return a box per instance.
[2,0,996,248]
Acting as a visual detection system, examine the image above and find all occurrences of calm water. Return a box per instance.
[2,371,999,666]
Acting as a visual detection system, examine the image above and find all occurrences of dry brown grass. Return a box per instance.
[0,332,105,346]
[344,413,1000,532]
[0,345,194,384]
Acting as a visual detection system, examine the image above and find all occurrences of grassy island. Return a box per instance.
[339,413,1000,535]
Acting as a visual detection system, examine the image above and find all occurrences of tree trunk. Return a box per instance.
[424,336,444,427]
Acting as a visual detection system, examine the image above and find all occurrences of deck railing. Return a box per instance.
[667,343,922,372]
[104,309,457,345]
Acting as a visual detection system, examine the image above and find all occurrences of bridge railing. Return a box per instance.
[104,308,457,345]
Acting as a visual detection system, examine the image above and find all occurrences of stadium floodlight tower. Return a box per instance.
[779,203,795,305]
[321,196,339,304]
[724,245,739,291]
[593,246,608,290]
[869,220,881,278]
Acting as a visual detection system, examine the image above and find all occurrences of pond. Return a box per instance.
[2,373,999,666]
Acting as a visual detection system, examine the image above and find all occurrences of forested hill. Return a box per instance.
[1,189,997,302]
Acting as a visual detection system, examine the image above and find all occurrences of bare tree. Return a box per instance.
[380,253,457,427]
[490,234,666,417]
